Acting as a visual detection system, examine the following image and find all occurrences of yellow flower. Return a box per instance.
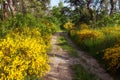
[64,22,75,30]
[80,23,89,30]
[103,43,120,72]
[0,27,50,79]
[76,29,104,42]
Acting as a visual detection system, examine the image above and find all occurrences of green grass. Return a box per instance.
[57,36,78,57]
[72,64,98,80]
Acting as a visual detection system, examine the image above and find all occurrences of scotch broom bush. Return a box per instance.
[103,43,120,73]
[0,27,50,79]
[63,21,75,30]
[79,23,89,30]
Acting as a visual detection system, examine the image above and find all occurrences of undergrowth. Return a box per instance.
[72,64,98,80]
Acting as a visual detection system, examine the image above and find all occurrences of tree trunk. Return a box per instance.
[7,0,15,17]
[3,1,8,19]
[21,0,26,14]
[103,0,108,15]
[118,0,120,10]
[87,0,93,19]
[110,0,114,15]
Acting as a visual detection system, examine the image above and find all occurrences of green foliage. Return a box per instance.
[45,16,61,32]
[64,0,120,28]
[50,5,69,31]
[93,13,120,27]
[72,64,97,80]
[0,14,56,38]
[69,26,120,55]
[0,14,36,29]
[0,10,3,20]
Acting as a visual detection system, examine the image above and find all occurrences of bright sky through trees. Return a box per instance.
[50,0,60,6]
[50,0,65,7]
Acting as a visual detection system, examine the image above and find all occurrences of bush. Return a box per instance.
[103,43,120,73]
[75,29,105,54]
[63,22,75,30]
[0,27,50,79]
[0,14,56,36]
[0,14,56,47]
[95,13,120,27]
[70,26,120,53]
[79,23,89,30]
[76,29,104,42]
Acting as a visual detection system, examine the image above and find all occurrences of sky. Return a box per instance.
[50,0,65,7]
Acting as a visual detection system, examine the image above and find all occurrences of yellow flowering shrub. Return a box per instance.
[101,27,120,41]
[64,22,75,30]
[0,27,50,79]
[76,29,104,42]
[103,43,120,72]
[80,23,89,30]
[101,26,120,32]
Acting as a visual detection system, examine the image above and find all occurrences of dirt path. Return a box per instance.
[44,32,74,80]
[44,32,113,80]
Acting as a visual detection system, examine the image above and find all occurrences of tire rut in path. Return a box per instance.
[44,32,114,80]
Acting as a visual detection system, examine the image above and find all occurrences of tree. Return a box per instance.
[7,0,16,16]
[0,0,51,20]
[3,0,8,19]
[64,0,120,24]
[64,0,93,23]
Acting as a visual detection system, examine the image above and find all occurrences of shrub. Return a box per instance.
[45,16,62,31]
[63,22,75,30]
[0,14,56,37]
[103,43,120,73]
[0,27,50,79]
[94,13,120,27]
[101,26,120,40]
[41,19,56,34]
[79,23,89,30]
[76,29,105,54]
[76,29,104,42]
[69,26,120,54]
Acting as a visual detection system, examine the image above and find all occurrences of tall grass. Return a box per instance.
[72,64,98,80]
